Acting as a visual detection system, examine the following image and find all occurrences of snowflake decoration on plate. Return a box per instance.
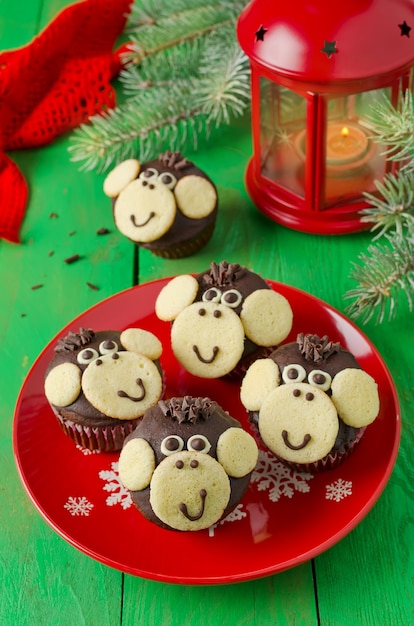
[75,444,101,456]
[251,449,313,502]
[325,478,353,502]
[99,461,132,509]
[64,496,94,516]
[208,504,246,537]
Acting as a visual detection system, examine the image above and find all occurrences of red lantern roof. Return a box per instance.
[237,0,414,92]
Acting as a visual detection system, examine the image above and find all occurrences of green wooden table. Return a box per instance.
[1,1,412,624]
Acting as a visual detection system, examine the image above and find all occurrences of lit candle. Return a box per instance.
[326,122,370,166]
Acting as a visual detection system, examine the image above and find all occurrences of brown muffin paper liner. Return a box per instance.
[146,222,216,259]
[55,413,139,452]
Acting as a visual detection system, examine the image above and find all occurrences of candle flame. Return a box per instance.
[341,126,349,138]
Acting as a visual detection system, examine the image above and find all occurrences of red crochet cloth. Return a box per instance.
[0,0,132,243]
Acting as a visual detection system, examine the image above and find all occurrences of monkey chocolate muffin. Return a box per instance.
[103,151,218,258]
[240,333,380,472]
[118,396,259,531]
[155,261,293,379]
[44,327,164,451]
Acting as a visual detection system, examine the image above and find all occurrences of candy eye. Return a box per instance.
[158,172,177,190]
[99,340,118,355]
[139,168,158,181]
[221,289,243,308]
[202,288,221,303]
[282,364,307,384]
[77,348,99,365]
[187,434,211,454]
[161,435,184,456]
[308,369,332,391]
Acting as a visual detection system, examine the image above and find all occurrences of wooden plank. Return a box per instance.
[122,564,318,625]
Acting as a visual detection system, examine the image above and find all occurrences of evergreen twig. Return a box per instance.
[346,90,414,324]
[345,234,414,324]
[68,0,249,172]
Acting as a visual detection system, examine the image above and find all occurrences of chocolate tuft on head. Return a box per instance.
[297,333,341,363]
[55,328,95,353]
[206,261,246,287]
[159,396,216,424]
[158,150,191,171]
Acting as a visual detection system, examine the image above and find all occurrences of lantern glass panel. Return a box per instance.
[259,77,306,198]
[323,89,389,206]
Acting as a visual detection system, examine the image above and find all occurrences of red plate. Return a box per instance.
[13,278,401,584]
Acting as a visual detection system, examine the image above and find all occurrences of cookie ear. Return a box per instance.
[174,175,217,219]
[44,363,82,407]
[155,274,199,321]
[331,368,380,427]
[240,290,293,347]
[103,159,141,198]
[118,438,156,491]
[216,428,258,477]
[120,328,162,360]
[240,358,281,411]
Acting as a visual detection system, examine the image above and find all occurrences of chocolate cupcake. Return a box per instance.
[44,327,164,451]
[155,261,293,379]
[103,151,218,258]
[240,333,380,472]
[118,396,258,531]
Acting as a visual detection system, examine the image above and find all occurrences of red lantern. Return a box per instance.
[237,0,414,234]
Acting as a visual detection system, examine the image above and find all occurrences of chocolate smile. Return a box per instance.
[193,345,219,364]
[282,430,311,450]
[130,212,155,228]
[179,489,207,521]
[117,378,145,402]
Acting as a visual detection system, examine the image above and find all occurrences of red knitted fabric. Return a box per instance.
[0,0,132,243]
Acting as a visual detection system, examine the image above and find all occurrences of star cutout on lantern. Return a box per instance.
[255,25,268,42]
[399,20,411,37]
[321,40,338,58]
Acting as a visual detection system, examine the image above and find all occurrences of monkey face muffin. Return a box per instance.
[103,151,218,258]
[44,327,164,451]
[240,333,380,471]
[155,261,293,379]
[118,396,259,531]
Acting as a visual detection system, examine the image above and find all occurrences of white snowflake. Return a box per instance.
[208,504,246,537]
[64,496,94,516]
[99,461,132,509]
[251,449,313,502]
[75,444,101,456]
[325,478,353,502]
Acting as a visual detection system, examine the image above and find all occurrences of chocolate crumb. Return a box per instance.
[64,254,81,264]
[21,313,26,317]
[48,250,54,257]
[96,227,110,235]
[68,230,76,237]
[86,282,99,291]
[31,284,43,290]
[49,212,58,218]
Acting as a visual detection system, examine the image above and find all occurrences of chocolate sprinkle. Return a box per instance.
[64,254,81,264]
[96,227,110,235]
[31,284,43,290]
[86,282,99,291]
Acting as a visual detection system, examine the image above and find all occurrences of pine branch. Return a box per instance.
[125,0,246,62]
[367,90,414,170]
[361,171,414,239]
[68,16,250,172]
[345,234,414,324]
